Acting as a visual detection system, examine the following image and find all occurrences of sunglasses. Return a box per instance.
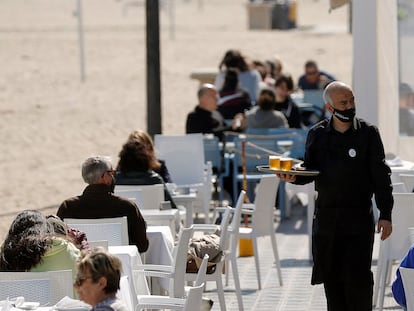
[74,275,93,287]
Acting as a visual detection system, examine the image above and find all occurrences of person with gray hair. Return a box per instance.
[57,156,149,253]
[277,81,393,310]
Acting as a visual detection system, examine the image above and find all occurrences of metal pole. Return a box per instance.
[76,0,86,82]
[146,0,162,136]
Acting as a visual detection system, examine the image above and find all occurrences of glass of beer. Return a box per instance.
[280,157,293,171]
[269,155,281,169]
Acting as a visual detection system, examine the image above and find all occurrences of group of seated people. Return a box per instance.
[186,49,336,141]
[0,129,183,310]
[0,210,129,311]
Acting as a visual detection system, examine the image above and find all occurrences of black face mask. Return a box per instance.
[332,107,355,123]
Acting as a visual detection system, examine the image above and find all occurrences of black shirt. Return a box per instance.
[186,106,229,141]
[295,117,393,221]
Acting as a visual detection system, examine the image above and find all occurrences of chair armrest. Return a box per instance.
[191,224,219,233]
[137,295,185,310]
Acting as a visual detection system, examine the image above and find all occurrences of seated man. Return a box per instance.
[186,83,232,141]
[57,156,149,253]
[297,60,335,90]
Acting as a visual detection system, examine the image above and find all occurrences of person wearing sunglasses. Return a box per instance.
[74,248,128,311]
[297,60,336,90]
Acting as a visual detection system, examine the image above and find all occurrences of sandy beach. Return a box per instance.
[0,0,351,239]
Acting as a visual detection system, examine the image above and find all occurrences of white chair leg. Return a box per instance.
[378,258,390,311]
[230,253,244,311]
[215,271,227,311]
[253,237,261,290]
[270,232,283,286]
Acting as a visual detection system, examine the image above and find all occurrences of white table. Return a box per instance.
[141,209,179,237]
[145,226,175,293]
[172,192,197,226]
[108,245,150,295]
[388,159,414,183]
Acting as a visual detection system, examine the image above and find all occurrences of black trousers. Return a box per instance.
[323,272,374,311]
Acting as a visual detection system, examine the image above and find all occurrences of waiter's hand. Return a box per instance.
[276,173,296,183]
[377,220,392,241]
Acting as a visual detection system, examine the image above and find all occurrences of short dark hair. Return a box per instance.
[275,74,294,91]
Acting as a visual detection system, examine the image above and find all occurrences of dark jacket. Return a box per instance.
[274,96,303,129]
[294,117,393,284]
[57,184,149,253]
[186,106,229,141]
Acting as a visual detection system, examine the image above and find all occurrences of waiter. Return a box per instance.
[278,81,393,311]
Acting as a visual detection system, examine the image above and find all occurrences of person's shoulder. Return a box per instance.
[309,118,329,132]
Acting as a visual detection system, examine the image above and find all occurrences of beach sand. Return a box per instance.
[0,0,351,239]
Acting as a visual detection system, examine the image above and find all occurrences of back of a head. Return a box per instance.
[118,140,151,173]
[222,69,239,91]
[258,88,276,111]
[127,129,154,151]
[82,156,112,184]
[219,49,248,72]
[0,210,52,271]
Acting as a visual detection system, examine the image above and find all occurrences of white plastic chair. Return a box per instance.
[136,254,209,311]
[154,133,212,223]
[0,270,73,305]
[400,174,414,192]
[185,191,245,311]
[134,226,194,298]
[64,216,129,246]
[117,275,137,311]
[239,175,283,289]
[115,184,164,209]
[374,193,414,310]
[400,267,414,311]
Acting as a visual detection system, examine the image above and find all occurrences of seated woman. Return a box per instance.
[0,210,80,276]
[74,248,128,311]
[234,88,289,130]
[125,129,172,183]
[115,140,177,208]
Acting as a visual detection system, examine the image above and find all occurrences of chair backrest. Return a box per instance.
[244,128,308,159]
[252,175,280,235]
[65,217,129,246]
[399,267,414,311]
[117,275,136,311]
[227,190,246,249]
[232,135,279,173]
[154,133,205,185]
[393,182,408,193]
[388,193,414,259]
[194,254,209,287]
[114,188,143,204]
[170,226,194,298]
[88,240,109,250]
[0,270,73,305]
[303,90,325,108]
[183,282,206,311]
[400,174,414,192]
[115,184,164,209]
[203,134,222,171]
